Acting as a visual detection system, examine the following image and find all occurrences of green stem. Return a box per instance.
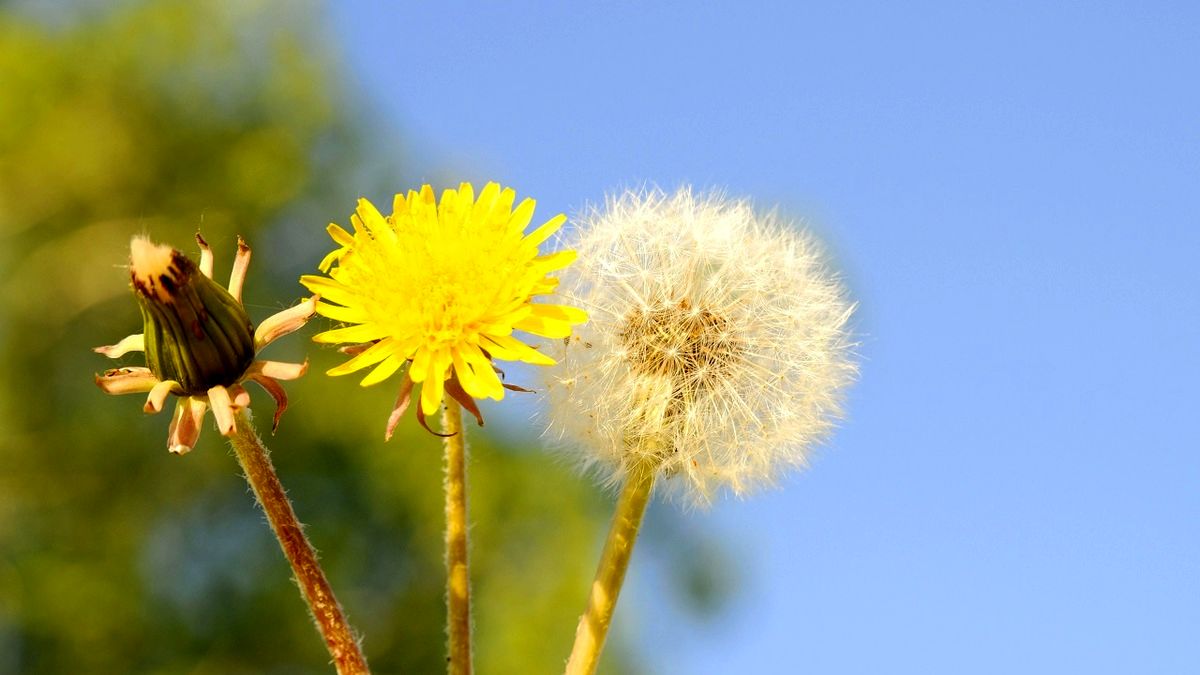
[227,409,370,675]
[443,399,473,675]
[564,464,657,675]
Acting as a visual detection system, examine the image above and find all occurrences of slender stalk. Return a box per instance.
[227,409,370,675]
[564,465,657,675]
[442,399,473,675]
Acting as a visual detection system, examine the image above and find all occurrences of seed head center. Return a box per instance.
[620,299,740,389]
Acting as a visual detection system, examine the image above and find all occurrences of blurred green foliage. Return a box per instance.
[0,1,729,673]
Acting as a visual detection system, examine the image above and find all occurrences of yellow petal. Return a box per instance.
[312,323,387,344]
[532,303,587,324]
[419,184,436,204]
[409,346,432,382]
[356,197,396,245]
[450,349,488,399]
[523,213,566,247]
[508,198,536,233]
[300,275,360,306]
[532,249,578,273]
[327,338,394,376]
[476,304,531,336]
[356,197,384,229]
[513,315,572,339]
[530,276,560,295]
[419,354,447,415]
[482,334,555,366]
[314,301,369,324]
[492,188,516,224]
[438,186,459,218]
[327,222,355,247]
[392,190,410,218]
[471,182,501,222]
[460,344,504,399]
[458,182,475,206]
[318,247,346,273]
[431,349,452,383]
[360,353,406,386]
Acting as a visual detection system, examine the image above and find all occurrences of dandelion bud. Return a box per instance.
[129,236,255,396]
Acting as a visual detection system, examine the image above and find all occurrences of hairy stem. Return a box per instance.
[227,409,369,675]
[564,464,657,675]
[443,399,473,675]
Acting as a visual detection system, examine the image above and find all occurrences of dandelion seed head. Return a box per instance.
[544,188,857,507]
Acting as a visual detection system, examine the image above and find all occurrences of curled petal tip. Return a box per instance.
[228,237,252,302]
[94,334,145,359]
[250,359,308,381]
[95,367,159,395]
[254,296,319,350]
[247,374,289,434]
[195,232,214,278]
[339,342,373,356]
[168,444,193,456]
[142,380,177,414]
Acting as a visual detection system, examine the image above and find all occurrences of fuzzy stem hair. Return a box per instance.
[226,409,370,674]
[443,398,474,675]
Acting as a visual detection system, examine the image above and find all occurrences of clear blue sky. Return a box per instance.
[330,2,1199,673]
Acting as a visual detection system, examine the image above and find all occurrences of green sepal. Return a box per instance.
[136,253,255,395]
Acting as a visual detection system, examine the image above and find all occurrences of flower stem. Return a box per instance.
[443,399,473,675]
[227,409,370,675]
[564,464,657,675]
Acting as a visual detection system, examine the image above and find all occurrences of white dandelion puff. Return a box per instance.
[554,187,858,674]
[545,187,857,507]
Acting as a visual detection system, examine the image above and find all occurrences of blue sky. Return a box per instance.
[329,2,1199,672]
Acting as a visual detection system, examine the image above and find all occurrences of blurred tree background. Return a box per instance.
[0,1,733,673]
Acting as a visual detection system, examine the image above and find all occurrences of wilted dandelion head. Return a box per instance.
[545,188,856,506]
[95,234,316,454]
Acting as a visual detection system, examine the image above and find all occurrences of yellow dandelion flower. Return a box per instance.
[301,182,587,436]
